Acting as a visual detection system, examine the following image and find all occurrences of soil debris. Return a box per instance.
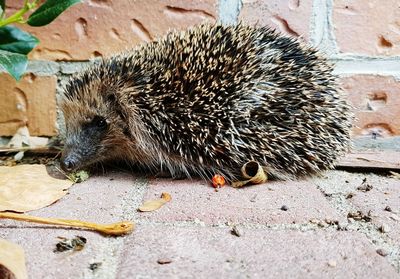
[356,178,373,192]
[384,206,392,212]
[89,262,102,271]
[231,225,243,237]
[347,211,372,222]
[280,205,289,211]
[157,258,172,265]
[54,236,87,253]
[376,248,389,257]
[379,224,390,233]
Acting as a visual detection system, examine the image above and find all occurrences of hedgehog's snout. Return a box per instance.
[60,152,80,172]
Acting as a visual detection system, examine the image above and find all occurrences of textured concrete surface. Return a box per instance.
[1,169,400,278]
[138,178,342,225]
[118,226,398,279]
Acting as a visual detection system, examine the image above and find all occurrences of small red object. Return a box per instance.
[212,174,226,188]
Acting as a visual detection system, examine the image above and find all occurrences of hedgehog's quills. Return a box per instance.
[60,23,352,182]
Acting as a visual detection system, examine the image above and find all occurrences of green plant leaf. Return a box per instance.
[0,0,4,18]
[0,26,39,55]
[27,0,81,27]
[0,49,27,80]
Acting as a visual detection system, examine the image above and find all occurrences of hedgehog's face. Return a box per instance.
[60,93,130,172]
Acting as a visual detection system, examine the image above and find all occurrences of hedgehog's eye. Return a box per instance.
[91,115,108,129]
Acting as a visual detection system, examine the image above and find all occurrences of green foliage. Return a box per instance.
[0,0,81,80]
[27,0,81,27]
[0,26,38,79]
[0,50,27,80]
[0,26,39,54]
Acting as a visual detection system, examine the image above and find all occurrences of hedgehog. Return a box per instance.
[60,23,352,182]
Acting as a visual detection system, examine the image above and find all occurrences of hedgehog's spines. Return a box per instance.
[61,22,351,181]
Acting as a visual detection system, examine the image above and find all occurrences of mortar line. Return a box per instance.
[218,0,242,24]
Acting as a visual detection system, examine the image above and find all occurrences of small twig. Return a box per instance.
[0,212,134,236]
[0,146,61,156]
[0,0,38,27]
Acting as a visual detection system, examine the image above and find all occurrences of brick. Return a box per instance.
[137,178,341,225]
[239,0,313,41]
[117,225,398,278]
[7,0,217,61]
[341,75,400,137]
[0,73,57,136]
[333,0,400,56]
[338,151,400,171]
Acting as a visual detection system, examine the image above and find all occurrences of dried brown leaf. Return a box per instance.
[0,238,27,279]
[232,161,268,188]
[138,192,172,212]
[0,164,73,212]
[138,199,166,212]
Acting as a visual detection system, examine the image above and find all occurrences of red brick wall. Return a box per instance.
[0,0,399,138]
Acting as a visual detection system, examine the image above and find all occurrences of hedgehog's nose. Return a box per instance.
[60,156,77,172]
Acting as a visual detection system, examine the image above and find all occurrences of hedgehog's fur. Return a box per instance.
[61,23,352,181]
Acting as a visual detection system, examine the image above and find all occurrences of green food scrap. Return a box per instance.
[68,170,90,183]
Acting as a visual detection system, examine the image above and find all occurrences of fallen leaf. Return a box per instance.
[0,164,73,212]
[138,199,166,212]
[0,238,28,279]
[232,161,268,188]
[7,127,30,148]
[138,192,172,212]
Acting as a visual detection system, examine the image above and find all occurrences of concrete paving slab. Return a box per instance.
[351,175,400,243]
[1,170,399,278]
[137,178,342,225]
[0,228,120,279]
[117,224,399,279]
[0,171,147,279]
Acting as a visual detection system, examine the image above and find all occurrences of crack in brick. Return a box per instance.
[130,19,153,42]
[75,18,89,40]
[109,28,123,42]
[271,15,300,37]
[164,6,215,20]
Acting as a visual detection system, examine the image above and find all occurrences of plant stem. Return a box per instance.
[0,0,38,28]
